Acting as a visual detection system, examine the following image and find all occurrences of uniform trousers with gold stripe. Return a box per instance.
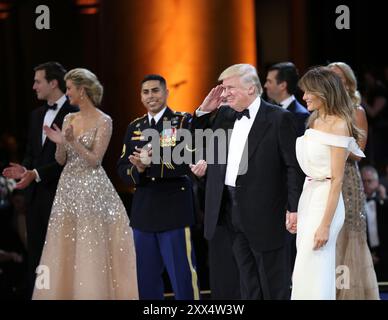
[133,227,200,300]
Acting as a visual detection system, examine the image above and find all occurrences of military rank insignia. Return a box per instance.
[131,130,145,141]
[160,128,177,147]
[120,144,126,158]
[171,116,179,126]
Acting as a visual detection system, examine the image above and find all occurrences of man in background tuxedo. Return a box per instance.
[191,64,304,299]
[2,62,78,297]
[362,165,388,281]
[264,62,309,137]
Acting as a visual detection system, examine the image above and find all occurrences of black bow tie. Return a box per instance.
[235,109,250,120]
[366,195,378,203]
[44,103,58,111]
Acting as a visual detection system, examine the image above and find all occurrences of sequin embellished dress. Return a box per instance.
[335,159,379,299]
[33,113,138,300]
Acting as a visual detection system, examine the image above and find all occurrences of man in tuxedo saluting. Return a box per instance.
[2,62,78,297]
[191,64,304,299]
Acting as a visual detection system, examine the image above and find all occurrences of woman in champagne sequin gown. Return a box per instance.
[335,160,379,299]
[329,62,379,299]
[33,68,138,299]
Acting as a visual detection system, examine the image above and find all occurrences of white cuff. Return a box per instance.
[195,108,210,117]
[33,169,41,183]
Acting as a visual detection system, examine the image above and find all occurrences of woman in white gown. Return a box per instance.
[291,67,365,300]
[32,68,138,299]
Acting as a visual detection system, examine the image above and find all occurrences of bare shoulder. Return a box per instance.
[355,105,366,113]
[328,117,350,136]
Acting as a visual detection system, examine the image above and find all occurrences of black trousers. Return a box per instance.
[208,225,241,299]
[222,186,290,300]
[26,193,52,298]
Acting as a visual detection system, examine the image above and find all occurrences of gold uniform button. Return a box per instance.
[181,187,185,191]
[151,177,155,181]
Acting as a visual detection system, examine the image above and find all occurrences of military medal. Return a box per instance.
[160,128,177,147]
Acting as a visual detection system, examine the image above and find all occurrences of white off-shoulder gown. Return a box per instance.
[291,129,365,300]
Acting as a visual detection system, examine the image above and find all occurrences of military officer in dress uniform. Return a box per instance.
[117,74,200,300]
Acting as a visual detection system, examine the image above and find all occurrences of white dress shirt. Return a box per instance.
[35,95,67,182]
[195,97,261,187]
[148,107,167,126]
[42,95,67,145]
[225,96,261,187]
[279,95,295,110]
[365,197,380,248]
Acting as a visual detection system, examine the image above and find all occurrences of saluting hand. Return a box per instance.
[198,85,224,112]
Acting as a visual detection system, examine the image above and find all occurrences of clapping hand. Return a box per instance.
[64,125,75,142]
[2,163,26,180]
[2,162,36,189]
[190,160,207,178]
[43,124,64,144]
[129,146,152,173]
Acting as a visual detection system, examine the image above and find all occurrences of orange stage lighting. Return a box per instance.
[75,0,99,15]
[0,2,10,20]
[125,0,257,112]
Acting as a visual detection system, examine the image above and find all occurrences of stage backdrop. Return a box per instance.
[99,0,257,188]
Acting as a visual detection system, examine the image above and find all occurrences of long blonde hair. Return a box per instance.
[299,66,363,141]
[328,62,361,106]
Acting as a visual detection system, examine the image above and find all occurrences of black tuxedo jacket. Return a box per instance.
[22,99,78,296]
[286,100,310,137]
[193,99,304,252]
[368,197,388,256]
[22,100,78,204]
